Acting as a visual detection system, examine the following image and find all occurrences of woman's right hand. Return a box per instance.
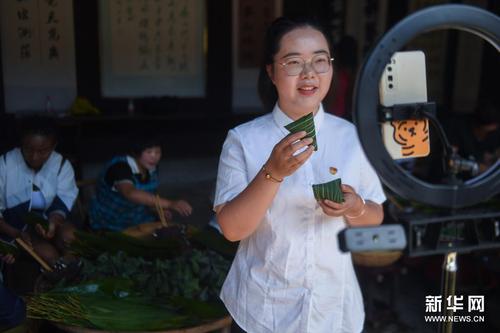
[264,131,314,180]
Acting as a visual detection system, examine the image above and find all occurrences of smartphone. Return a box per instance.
[379,51,430,159]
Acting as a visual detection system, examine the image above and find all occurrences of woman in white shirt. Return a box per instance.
[214,17,385,333]
[0,116,78,267]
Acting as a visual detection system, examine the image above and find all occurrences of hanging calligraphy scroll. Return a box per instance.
[0,0,77,114]
[100,0,205,97]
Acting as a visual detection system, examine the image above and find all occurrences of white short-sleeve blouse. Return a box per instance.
[214,104,386,333]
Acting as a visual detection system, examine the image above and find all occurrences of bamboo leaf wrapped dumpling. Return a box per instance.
[284,112,318,151]
[312,178,344,203]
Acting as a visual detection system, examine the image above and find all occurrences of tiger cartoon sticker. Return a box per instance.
[390,119,430,157]
[379,51,430,159]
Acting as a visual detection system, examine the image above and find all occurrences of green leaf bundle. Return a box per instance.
[22,212,49,231]
[28,292,192,331]
[312,178,344,203]
[284,112,318,150]
[72,225,237,261]
[0,239,19,256]
[70,230,188,260]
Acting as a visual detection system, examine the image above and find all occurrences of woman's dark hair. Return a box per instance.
[130,135,162,157]
[18,115,58,142]
[257,17,333,112]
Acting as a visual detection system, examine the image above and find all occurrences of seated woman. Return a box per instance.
[0,116,79,267]
[89,137,192,231]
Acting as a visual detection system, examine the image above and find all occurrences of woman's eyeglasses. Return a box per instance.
[277,54,334,76]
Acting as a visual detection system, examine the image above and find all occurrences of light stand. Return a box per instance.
[441,252,457,333]
[344,4,500,333]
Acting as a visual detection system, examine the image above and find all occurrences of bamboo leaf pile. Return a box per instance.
[71,226,237,261]
[70,230,189,260]
[78,249,230,302]
[28,227,233,331]
[312,179,344,203]
[28,279,227,331]
[284,112,318,150]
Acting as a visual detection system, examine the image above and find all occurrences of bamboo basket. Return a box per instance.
[352,251,403,267]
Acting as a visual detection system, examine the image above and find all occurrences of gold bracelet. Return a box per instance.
[345,197,366,219]
[262,165,283,183]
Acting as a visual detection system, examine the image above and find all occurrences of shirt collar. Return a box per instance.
[272,103,325,135]
[126,155,156,174]
[126,155,141,174]
[15,147,55,175]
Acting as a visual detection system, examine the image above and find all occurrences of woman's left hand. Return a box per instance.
[318,184,364,217]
